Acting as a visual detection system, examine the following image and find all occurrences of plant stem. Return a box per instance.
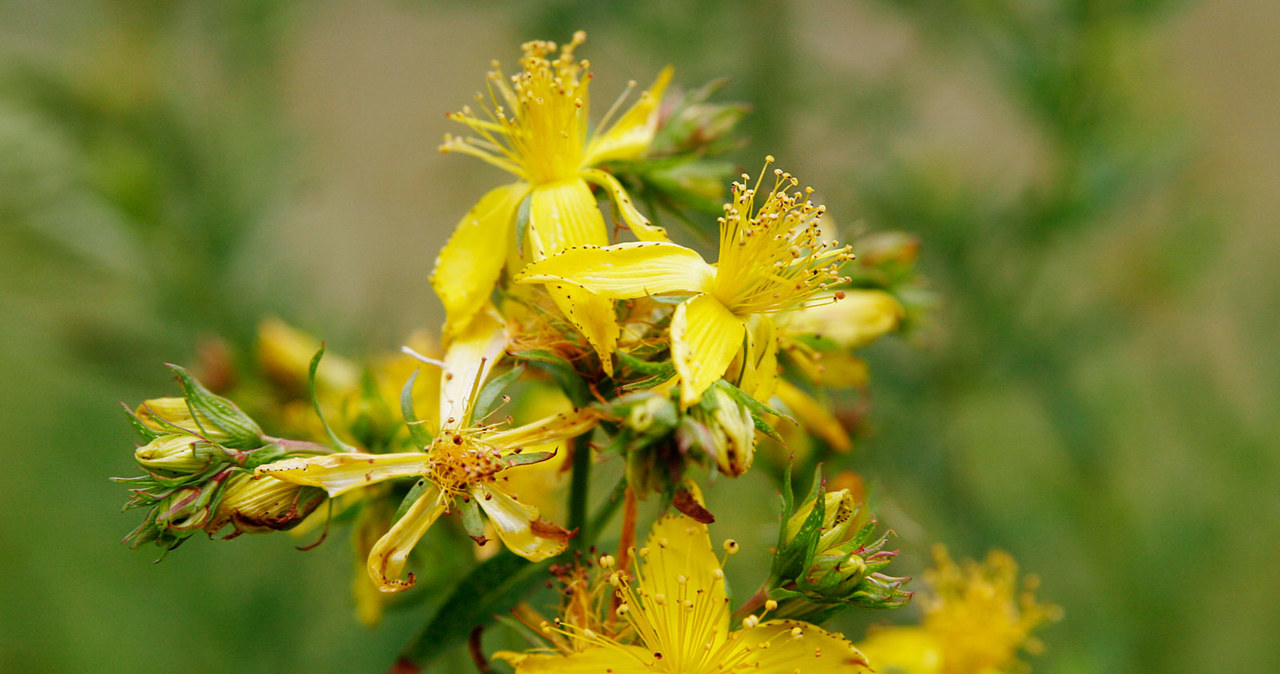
[567,433,592,552]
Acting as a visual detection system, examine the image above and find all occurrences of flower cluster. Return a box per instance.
[109,32,1055,671]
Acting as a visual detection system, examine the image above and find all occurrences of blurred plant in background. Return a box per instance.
[3,1,1278,673]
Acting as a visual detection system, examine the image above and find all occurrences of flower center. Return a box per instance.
[710,159,854,316]
[441,32,591,184]
[426,433,506,494]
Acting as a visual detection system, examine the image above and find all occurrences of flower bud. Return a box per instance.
[798,545,869,598]
[783,489,857,553]
[686,387,756,476]
[134,433,225,475]
[206,472,325,536]
[135,398,242,445]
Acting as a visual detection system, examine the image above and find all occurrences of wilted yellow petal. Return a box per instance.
[773,380,851,452]
[256,453,432,498]
[432,183,527,338]
[473,485,569,561]
[730,620,872,673]
[367,484,448,592]
[582,65,672,167]
[582,168,668,242]
[516,242,714,299]
[525,178,609,258]
[671,294,744,406]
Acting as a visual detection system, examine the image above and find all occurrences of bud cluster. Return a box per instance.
[114,366,329,555]
[768,469,912,621]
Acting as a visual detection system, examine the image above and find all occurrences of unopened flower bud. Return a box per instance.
[206,472,325,536]
[799,546,870,598]
[135,398,242,445]
[134,434,225,475]
[684,387,756,476]
[784,489,857,553]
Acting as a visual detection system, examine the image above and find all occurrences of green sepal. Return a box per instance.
[503,450,556,468]
[457,496,487,543]
[473,364,525,422]
[511,349,591,408]
[400,370,435,447]
[616,350,675,377]
[711,379,785,441]
[772,466,827,580]
[166,364,264,449]
[122,404,162,443]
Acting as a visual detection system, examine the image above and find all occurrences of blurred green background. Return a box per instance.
[3,1,1278,672]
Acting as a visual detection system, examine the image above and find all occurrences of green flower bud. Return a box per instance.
[783,489,857,553]
[134,433,225,475]
[165,365,264,449]
[686,387,756,476]
[798,544,869,598]
[135,398,240,445]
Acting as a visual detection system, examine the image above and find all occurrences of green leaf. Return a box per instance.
[400,370,435,447]
[511,349,592,407]
[473,364,525,421]
[397,550,552,669]
[305,348,357,452]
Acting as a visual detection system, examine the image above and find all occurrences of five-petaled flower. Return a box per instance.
[433,30,671,373]
[495,512,872,673]
[258,313,598,592]
[516,158,855,406]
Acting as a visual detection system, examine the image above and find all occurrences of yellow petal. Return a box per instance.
[632,514,731,658]
[582,167,669,242]
[431,183,527,337]
[737,314,780,401]
[671,294,745,406]
[525,178,609,257]
[855,626,943,674]
[367,484,448,592]
[787,347,870,389]
[439,308,507,429]
[727,619,873,673]
[256,453,431,498]
[473,485,569,561]
[516,242,715,299]
[484,407,602,448]
[782,290,904,348]
[582,65,673,166]
[549,283,621,377]
[525,178,620,373]
[773,380,851,452]
[494,646,652,673]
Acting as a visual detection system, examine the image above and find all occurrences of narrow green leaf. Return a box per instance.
[473,364,525,422]
[400,370,435,447]
[306,347,357,452]
[511,349,592,407]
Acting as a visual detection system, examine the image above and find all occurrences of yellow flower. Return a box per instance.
[257,313,599,592]
[433,31,672,370]
[517,159,855,406]
[858,545,1060,674]
[496,513,872,673]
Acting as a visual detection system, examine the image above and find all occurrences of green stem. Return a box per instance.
[567,433,592,552]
